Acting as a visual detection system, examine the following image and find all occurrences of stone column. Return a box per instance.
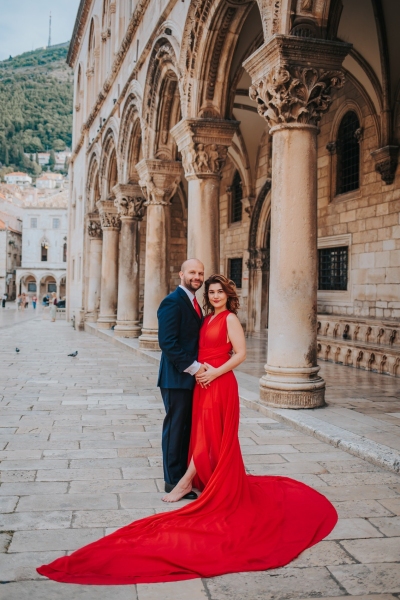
[171,118,239,277]
[244,36,350,408]
[136,159,181,350]
[113,183,145,337]
[96,200,120,329]
[86,218,103,322]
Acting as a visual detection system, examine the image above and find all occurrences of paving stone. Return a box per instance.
[137,579,208,599]
[326,518,383,540]
[340,538,400,563]
[204,567,346,599]
[315,484,399,502]
[69,479,157,494]
[0,482,68,496]
[9,528,103,553]
[17,494,118,512]
[0,470,36,483]
[289,541,355,567]
[0,551,65,582]
[369,516,400,536]
[36,468,122,481]
[319,472,400,486]
[335,499,394,518]
[377,498,400,515]
[0,496,18,513]
[329,564,400,595]
[318,460,383,473]
[0,511,72,531]
[71,509,153,528]
[0,532,11,553]
[0,460,68,471]
[1,580,138,599]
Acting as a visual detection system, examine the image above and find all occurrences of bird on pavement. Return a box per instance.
[15,348,20,353]
[68,351,78,357]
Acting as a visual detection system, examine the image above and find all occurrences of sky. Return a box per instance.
[0,0,81,61]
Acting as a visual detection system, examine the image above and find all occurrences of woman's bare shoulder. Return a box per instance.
[226,312,241,326]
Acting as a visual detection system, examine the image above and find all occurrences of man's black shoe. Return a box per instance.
[164,482,197,500]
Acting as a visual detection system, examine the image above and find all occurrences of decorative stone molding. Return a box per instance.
[136,159,181,205]
[112,183,145,220]
[243,35,351,129]
[246,248,269,270]
[371,145,399,185]
[87,220,103,239]
[326,141,337,154]
[171,118,239,179]
[96,199,121,230]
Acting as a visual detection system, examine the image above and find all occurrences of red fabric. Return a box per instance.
[193,296,201,318]
[37,310,337,585]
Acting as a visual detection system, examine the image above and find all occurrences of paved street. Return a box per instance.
[1,319,400,599]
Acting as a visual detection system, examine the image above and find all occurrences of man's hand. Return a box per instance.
[195,364,209,388]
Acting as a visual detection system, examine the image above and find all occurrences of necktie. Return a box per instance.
[193,296,201,318]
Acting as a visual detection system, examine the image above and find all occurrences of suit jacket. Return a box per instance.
[157,286,203,390]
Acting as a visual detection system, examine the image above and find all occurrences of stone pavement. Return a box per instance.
[1,319,400,600]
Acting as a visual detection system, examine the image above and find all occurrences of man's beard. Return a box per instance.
[182,276,202,293]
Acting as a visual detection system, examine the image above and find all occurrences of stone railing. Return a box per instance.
[317,314,400,377]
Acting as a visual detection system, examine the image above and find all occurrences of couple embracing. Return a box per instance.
[38,260,337,585]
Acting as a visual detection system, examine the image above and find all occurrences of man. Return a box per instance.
[157,258,206,500]
[1,293,7,308]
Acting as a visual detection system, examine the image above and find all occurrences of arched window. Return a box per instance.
[336,111,360,195]
[87,20,97,111]
[230,170,243,223]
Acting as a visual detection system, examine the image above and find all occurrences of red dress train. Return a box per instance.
[37,310,337,585]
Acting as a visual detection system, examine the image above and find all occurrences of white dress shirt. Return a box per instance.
[179,285,202,376]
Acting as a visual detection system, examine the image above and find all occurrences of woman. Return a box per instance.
[32,295,37,310]
[37,275,337,585]
[49,292,57,322]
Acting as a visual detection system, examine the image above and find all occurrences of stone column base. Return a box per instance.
[85,311,98,323]
[259,365,325,409]
[139,329,160,350]
[114,321,141,338]
[97,316,116,329]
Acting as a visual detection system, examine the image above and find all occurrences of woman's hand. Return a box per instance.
[196,363,220,387]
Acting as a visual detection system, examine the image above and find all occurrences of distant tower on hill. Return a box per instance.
[48,11,52,47]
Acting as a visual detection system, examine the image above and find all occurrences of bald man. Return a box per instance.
[157,259,206,500]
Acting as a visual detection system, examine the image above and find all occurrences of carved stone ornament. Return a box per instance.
[99,212,121,229]
[171,118,239,179]
[135,159,182,206]
[371,145,399,185]
[301,0,314,11]
[87,220,103,239]
[115,196,145,219]
[326,141,337,155]
[243,36,351,130]
[249,66,345,128]
[246,248,269,270]
[112,183,146,219]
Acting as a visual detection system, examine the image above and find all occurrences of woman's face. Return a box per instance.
[208,283,228,310]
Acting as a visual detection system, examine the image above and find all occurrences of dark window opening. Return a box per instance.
[318,247,348,291]
[41,243,48,262]
[228,258,243,289]
[230,171,242,223]
[337,111,360,195]
[27,282,36,292]
[63,243,67,262]
[48,283,57,293]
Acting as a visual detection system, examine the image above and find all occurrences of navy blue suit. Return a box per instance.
[157,287,202,485]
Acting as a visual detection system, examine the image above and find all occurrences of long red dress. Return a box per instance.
[37,310,337,585]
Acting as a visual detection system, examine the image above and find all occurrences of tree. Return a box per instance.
[4,147,9,166]
[49,149,56,171]
[53,138,66,151]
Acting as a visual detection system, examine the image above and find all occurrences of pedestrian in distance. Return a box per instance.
[50,292,58,322]
[32,295,37,310]
[1,292,6,308]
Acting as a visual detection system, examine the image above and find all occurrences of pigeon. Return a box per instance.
[15,348,20,353]
[68,351,78,357]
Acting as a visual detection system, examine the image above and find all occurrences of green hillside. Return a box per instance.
[0,44,73,178]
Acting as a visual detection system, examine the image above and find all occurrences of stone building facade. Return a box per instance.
[67,0,400,408]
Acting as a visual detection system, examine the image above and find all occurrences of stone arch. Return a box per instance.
[142,37,182,159]
[86,151,101,213]
[87,16,100,113]
[119,89,144,183]
[179,0,260,119]
[99,127,119,199]
[247,179,271,333]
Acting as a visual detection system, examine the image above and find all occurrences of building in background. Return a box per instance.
[4,172,32,187]
[36,173,64,190]
[0,198,22,300]
[16,189,68,302]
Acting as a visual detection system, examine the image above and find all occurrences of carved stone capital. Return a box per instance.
[87,218,103,239]
[96,199,121,230]
[171,118,239,179]
[243,36,351,129]
[246,247,269,270]
[136,159,181,205]
[326,141,337,155]
[371,145,399,185]
[112,183,146,220]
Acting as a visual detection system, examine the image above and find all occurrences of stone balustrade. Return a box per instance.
[317,314,400,377]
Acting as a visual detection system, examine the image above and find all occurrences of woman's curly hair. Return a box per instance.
[202,274,240,315]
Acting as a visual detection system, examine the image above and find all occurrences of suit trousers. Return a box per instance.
[160,388,193,485]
